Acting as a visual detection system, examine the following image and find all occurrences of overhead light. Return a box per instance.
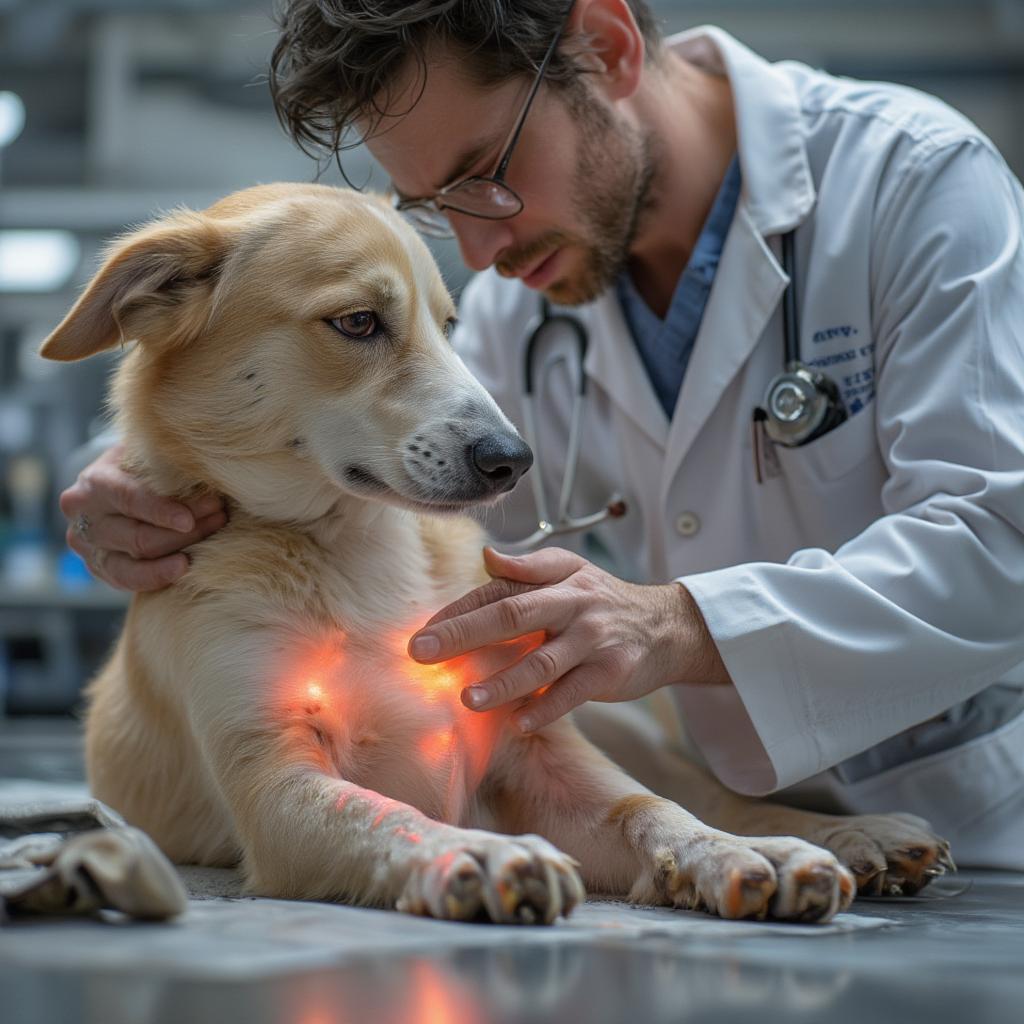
[0,92,26,150]
[0,230,81,293]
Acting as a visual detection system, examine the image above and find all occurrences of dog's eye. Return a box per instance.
[443,317,458,341]
[328,312,378,339]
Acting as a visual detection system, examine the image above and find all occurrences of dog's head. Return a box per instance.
[41,184,532,520]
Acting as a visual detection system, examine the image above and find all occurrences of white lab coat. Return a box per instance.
[453,28,1024,869]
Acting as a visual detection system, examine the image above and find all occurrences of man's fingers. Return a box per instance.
[86,550,190,592]
[413,547,585,652]
[67,520,185,591]
[461,639,578,712]
[509,667,600,733]
[183,492,226,520]
[110,476,208,533]
[65,500,221,593]
[421,576,536,631]
[65,524,91,561]
[87,510,227,561]
[483,546,585,585]
[410,590,559,662]
[62,444,224,535]
[88,461,214,533]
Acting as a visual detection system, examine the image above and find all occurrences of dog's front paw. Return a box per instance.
[396,832,585,925]
[808,813,955,896]
[648,834,855,923]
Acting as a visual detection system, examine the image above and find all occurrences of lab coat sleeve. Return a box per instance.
[676,139,1024,795]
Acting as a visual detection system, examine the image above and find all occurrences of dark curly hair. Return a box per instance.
[269,1,662,160]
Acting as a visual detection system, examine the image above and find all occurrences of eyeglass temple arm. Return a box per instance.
[493,3,576,181]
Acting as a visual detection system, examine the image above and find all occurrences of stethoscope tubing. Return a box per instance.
[521,302,590,533]
[509,227,842,547]
[508,302,626,551]
[782,229,800,368]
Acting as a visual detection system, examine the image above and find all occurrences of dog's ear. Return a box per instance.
[40,211,233,362]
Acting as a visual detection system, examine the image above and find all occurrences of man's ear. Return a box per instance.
[39,210,233,363]
[571,0,645,102]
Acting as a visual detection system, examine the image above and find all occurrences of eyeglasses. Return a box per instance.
[391,3,575,240]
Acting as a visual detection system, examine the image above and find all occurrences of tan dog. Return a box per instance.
[41,184,952,924]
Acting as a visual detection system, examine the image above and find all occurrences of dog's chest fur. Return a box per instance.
[140,505,519,829]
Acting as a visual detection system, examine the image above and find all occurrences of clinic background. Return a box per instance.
[1,0,1023,719]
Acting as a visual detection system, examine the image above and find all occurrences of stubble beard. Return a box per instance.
[495,95,657,308]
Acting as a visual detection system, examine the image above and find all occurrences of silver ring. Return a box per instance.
[75,513,91,540]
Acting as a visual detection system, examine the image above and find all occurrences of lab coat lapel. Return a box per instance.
[572,29,820,490]
[671,27,817,238]
[661,206,788,492]
[582,291,669,450]
[655,25,819,493]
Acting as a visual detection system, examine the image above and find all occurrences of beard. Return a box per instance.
[495,91,656,307]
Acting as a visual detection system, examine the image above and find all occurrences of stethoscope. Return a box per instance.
[504,300,627,552]
[507,230,847,549]
[758,231,847,445]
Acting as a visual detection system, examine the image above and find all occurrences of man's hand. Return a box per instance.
[60,444,226,592]
[408,547,731,733]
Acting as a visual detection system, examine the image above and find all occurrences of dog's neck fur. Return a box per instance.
[116,376,458,628]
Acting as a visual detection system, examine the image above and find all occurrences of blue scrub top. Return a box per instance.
[616,155,743,419]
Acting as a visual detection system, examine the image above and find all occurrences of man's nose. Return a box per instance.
[448,212,515,273]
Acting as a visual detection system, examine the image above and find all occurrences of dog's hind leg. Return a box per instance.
[571,702,953,898]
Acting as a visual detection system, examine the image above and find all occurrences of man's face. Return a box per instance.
[364,55,654,306]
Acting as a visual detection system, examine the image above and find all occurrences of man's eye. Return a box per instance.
[443,317,458,341]
[327,311,379,338]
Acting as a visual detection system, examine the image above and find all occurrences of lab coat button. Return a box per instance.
[675,511,701,537]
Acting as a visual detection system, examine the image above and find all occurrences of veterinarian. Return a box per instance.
[60,0,1024,869]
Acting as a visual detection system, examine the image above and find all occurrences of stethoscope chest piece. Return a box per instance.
[762,363,846,447]
[757,230,847,451]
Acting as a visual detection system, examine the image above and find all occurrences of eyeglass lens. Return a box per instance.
[400,179,524,238]
[394,2,574,239]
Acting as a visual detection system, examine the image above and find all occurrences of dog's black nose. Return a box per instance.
[471,434,534,491]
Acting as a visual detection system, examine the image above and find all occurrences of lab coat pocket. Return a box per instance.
[768,406,887,548]
[772,404,881,486]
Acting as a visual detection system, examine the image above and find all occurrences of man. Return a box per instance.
[62,0,1024,867]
